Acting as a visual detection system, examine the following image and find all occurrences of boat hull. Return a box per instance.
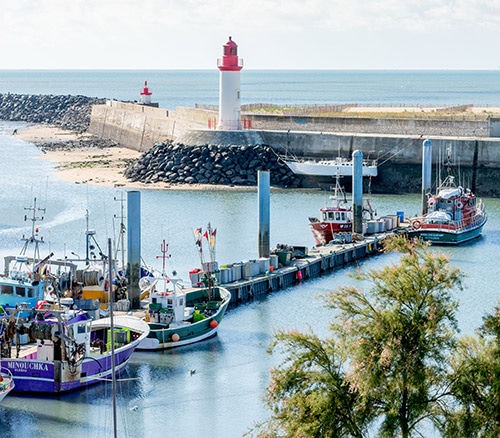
[138,288,231,350]
[3,315,149,394]
[409,221,486,245]
[285,160,378,177]
[309,221,352,246]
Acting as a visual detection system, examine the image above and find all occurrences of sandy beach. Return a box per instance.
[15,124,257,192]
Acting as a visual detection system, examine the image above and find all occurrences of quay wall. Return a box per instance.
[248,113,497,138]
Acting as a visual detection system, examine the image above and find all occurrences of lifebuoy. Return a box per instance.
[46,285,54,293]
[412,220,422,230]
[456,201,463,209]
[428,198,435,206]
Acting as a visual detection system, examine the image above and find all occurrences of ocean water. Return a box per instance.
[1,69,500,109]
[0,70,499,437]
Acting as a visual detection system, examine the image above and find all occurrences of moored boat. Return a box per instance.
[138,232,231,350]
[138,274,231,350]
[0,306,149,394]
[0,198,76,313]
[409,140,487,245]
[308,178,376,246]
[409,175,487,244]
[282,156,378,178]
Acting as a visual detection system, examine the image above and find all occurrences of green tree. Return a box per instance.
[252,236,464,438]
[251,330,373,438]
[440,305,500,437]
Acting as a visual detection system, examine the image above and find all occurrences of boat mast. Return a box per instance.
[21,197,46,270]
[421,139,433,215]
[113,193,126,273]
[108,238,118,438]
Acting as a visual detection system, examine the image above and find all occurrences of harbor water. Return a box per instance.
[0,121,499,437]
[1,69,499,437]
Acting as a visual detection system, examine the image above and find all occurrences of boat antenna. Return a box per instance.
[156,240,171,275]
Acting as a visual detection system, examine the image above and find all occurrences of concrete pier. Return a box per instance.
[216,231,396,309]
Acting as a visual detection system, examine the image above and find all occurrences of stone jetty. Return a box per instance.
[124,141,301,188]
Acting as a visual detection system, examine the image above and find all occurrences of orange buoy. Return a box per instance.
[210,320,218,329]
[171,333,180,342]
[297,269,303,280]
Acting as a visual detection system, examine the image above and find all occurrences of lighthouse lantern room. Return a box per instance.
[217,36,243,130]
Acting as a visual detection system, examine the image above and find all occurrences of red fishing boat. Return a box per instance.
[308,179,375,246]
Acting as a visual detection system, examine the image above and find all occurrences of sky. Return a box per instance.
[1,0,500,70]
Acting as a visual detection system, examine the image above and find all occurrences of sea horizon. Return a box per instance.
[1,69,499,110]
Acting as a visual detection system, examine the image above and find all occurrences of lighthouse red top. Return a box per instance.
[140,80,152,96]
[217,36,243,71]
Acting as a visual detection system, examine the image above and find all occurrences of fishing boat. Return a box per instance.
[0,198,76,312]
[409,175,487,244]
[0,367,14,402]
[282,155,378,177]
[308,177,376,246]
[138,230,231,350]
[409,141,487,245]
[0,306,149,394]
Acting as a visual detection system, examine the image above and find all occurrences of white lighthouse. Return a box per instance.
[217,36,243,130]
[140,80,152,105]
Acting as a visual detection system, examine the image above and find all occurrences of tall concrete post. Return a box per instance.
[258,170,270,258]
[422,139,433,215]
[127,190,141,309]
[352,150,364,235]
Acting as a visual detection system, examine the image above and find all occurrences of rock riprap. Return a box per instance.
[0,93,105,131]
[125,141,301,188]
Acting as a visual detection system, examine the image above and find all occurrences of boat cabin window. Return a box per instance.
[15,286,28,297]
[77,324,87,335]
[328,212,335,220]
[1,285,14,295]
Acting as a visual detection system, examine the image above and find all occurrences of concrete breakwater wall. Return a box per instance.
[0,93,104,131]
[88,101,211,151]
[2,94,500,196]
[88,101,500,168]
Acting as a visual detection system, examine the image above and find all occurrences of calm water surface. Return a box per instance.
[1,69,500,109]
[0,120,499,437]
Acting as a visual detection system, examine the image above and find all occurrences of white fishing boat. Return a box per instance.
[138,228,231,350]
[282,156,378,177]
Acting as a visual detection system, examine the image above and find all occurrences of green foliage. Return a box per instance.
[440,306,500,437]
[328,237,462,437]
[251,236,465,438]
[249,330,371,438]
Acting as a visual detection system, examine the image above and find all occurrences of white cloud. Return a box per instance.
[0,0,500,68]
